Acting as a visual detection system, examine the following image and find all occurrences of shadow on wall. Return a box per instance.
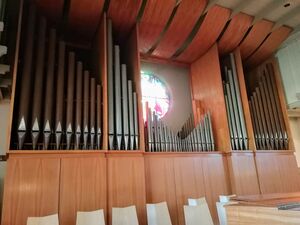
[0,101,10,218]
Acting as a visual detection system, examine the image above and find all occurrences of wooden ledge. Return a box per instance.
[143,151,224,157]
[254,150,295,155]
[106,150,144,157]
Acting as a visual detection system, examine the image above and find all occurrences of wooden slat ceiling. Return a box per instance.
[239,19,274,60]
[176,5,230,63]
[245,26,293,68]
[218,13,253,55]
[29,0,300,66]
[138,0,176,54]
[151,0,207,58]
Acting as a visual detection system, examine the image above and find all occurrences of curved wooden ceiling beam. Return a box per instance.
[175,5,230,63]
[239,20,274,60]
[138,0,176,54]
[218,12,253,56]
[107,0,142,39]
[68,0,105,40]
[151,0,207,58]
[245,26,292,68]
[34,0,64,22]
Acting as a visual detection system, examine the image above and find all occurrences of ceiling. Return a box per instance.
[32,0,299,68]
[32,0,299,67]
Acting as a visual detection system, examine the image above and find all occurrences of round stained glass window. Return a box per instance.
[141,71,170,119]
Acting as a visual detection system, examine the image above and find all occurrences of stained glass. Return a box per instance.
[141,71,170,120]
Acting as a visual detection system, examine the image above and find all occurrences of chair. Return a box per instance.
[76,209,105,225]
[112,205,139,225]
[184,205,214,225]
[146,202,172,225]
[188,197,207,206]
[27,214,59,225]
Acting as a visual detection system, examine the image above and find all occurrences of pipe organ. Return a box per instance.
[1,1,300,225]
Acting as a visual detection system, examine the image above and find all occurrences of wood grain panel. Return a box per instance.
[34,0,64,22]
[152,0,207,58]
[176,5,230,63]
[92,14,108,149]
[245,26,292,68]
[144,157,178,225]
[239,20,274,60]
[59,156,107,225]
[234,48,256,151]
[190,44,231,151]
[122,25,145,151]
[202,156,231,224]
[1,157,60,225]
[227,153,260,195]
[108,0,142,40]
[68,0,105,40]
[255,152,300,194]
[173,157,206,225]
[138,0,176,53]
[218,13,253,56]
[107,154,146,225]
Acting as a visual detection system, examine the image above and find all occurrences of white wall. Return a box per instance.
[276,31,300,167]
[141,61,192,132]
[0,101,10,217]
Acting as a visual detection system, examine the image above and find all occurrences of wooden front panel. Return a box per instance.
[202,156,231,224]
[59,155,107,225]
[145,157,178,225]
[174,157,206,225]
[145,153,230,225]
[107,153,146,225]
[190,44,231,151]
[227,153,260,195]
[1,156,60,225]
[255,152,300,194]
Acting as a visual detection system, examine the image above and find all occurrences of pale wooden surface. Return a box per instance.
[226,205,300,225]
[76,210,105,225]
[27,214,59,225]
[146,202,172,225]
[226,193,300,225]
[112,206,139,225]
[184,205,214,225]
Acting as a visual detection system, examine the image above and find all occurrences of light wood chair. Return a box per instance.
[27,214,59,225]
[146,201,172,225]
[188,197,207,206]
[112,205,139,225]
[184,205,214,225]
[76,209,105,225]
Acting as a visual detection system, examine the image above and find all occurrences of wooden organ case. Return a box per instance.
[1,1,300,225]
